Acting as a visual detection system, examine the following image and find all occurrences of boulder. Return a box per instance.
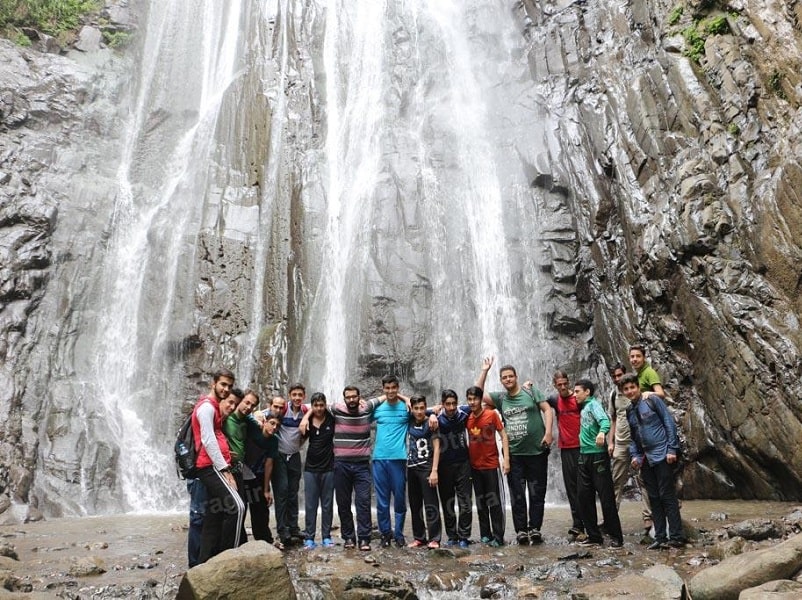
[689,532,802,600]
[68,556,106,576]
[176,541,295,600]
[739,579,802,599]
[572,564,685,599]
[0,543,17,560]
[727,519,783,541]
[343,572,417,599]
[709,536,746,560]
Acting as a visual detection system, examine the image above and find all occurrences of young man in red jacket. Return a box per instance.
[191,368,245,563]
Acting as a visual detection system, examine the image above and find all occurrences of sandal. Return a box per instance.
[359,541,371,551]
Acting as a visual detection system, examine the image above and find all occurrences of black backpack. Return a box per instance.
[174,412,197,480]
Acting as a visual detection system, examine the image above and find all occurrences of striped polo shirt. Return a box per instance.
[332,398,380,462]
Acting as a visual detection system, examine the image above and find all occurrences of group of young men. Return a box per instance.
[186,344,685,566]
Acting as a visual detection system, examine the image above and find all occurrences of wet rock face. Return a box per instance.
[2,0,802,518]
[0,36,130,516]
[517,0,802,499]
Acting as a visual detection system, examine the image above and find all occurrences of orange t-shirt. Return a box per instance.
[467,408,503,470]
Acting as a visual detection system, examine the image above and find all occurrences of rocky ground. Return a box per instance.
[0,500,799,599]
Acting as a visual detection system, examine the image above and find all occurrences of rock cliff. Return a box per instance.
[1,0,802,516]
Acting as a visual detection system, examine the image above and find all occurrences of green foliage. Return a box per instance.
[683,24,706,63]
[12,30,31,46]
[727,122,740,136]
[706,15,729,35]
[102,29,131,49]
[0,0,99,36]
[682,15,731,64]
[668,5,684,26]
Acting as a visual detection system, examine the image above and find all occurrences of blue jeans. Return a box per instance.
[187,478,207,568]
[303,470,335,540]
[373,459,407,539]
[334,460,372,544]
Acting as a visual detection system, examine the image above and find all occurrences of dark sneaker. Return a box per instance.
[567,527,583,539]
[458,539,470,548]
[610,538,624,548]
[444,539,458,547]
[528,529,543,544]
[480,536,492,544]
[395,535,406,548]
[380,534,392,548]
[666,539,686,549]
[648,540,668,550]
[488,539,504,547]
[516,531,530,545]
[578,537,603,547]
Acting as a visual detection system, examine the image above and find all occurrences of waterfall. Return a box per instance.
[36,0,564,514]
[85,2,247,512]
[297,0,554,397]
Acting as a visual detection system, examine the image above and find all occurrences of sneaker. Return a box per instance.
[609,538,624,548]
[488,539,504,547]
[380,534,392,548]
[395,535,406,548]
[444,539,458,547]
[528,529,543,544]
[666,539,686,549]
[407,539,426,548]
[647,540,668,550]
[516,531,530,546]
[303,539,317,549]
[344,539,356,549]
[578,537,602,547]
[321,538,335,548]
[427,540,440,549]
[458,539,470,549]
[567,527,583,538]
[480,536,492,544]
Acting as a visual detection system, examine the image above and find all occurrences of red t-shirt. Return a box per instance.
[467,408,503,470]
[555,393,581,449]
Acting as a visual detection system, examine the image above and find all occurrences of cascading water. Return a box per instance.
[76,2,247,512]
[298,0,555,399]
[35,0,567,515]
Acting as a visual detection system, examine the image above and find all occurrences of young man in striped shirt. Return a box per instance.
[299,385,385,551]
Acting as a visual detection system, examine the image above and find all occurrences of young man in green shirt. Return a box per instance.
[629,344,665,398]
[477,356,553,545]
[575,379,623,547]
[628,343,664,532]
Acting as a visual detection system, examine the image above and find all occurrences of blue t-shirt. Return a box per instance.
[372,400,409,460]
